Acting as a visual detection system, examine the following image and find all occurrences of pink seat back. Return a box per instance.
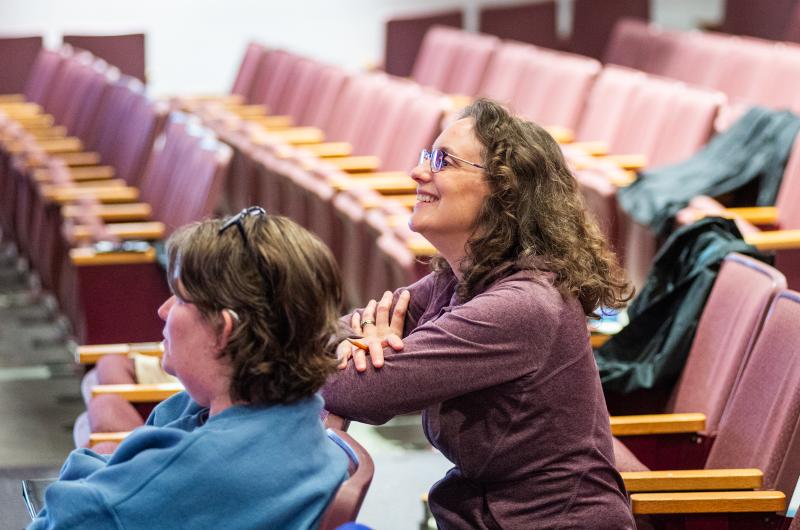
[47,50,95,127]
[324,74,388,149]
[478,40,537,105]
[718,0,796,40]
[443,31,499,96]
[109,91,168,187]
[0,35,42,95]
[378,87,448,171]
[607,74,677,158]
[479,1,558,49]
[513,49,600,131]
[706,290,800,498]
[776,136,800,230]
[63,33,145,82]
[575,65,645,144]
[281,58,325,123]
[570,0,649,60]
[301,65,350,129]
[648,84,724,167]
[71,61,117,142]
[411,25,461,90]
[384,10,463,78]
[604,17,652,69]
[23,47,67,106]
[230,42,267,100]
[761,44,800,111]
[669,254,786,434]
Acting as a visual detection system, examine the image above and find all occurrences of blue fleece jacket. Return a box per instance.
[29,392,348,530]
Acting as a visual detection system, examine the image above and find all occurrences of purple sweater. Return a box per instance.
[323,269,634,529]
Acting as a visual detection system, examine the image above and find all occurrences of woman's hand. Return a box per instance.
[337,290,410,372]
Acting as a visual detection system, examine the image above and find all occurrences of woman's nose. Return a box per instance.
[410,160,432,183]
[157,295,176,321]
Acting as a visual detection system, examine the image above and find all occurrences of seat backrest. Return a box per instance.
[705,290,800,498]
[604,17,652,69]
[478,40,537,106]
[281,58,326,123]
[758,44,800,111]
[364,80,424,169]
[668,254,786,434]
[377,86,449,172]
[0,35,42,94]
[570,0,649,60]
[718,0,796,40]
[230,42,267,100]
[47,50,95,127]
[479,1,558,48]
[317,429,374,530]
[63,33,146,82]
[87,75,142,156]
[513,48,600,131]
[324,73,388,148]
[443,31,499,96]
[776,135,800,230]
[71,60,117,142]
[607,72,678,157]
[411,25,462,90]
[301,64,350,129]
[23,47,67,106]
[385,10,463,78]
[109,88,168,187]
[648,83,724,167]
[703,36,774,105]
[575,65,645,144]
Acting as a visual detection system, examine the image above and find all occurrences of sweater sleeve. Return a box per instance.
[322,275,563,424]
[28,475,119,529]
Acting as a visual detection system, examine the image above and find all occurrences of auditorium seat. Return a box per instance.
[63,33,146,83]
[711,0,796,41]
[0,36,43,96]
[318,429,375,530]
[479,1,558,49]
[625,289,800,528]
[611,253,785,472]
[569,0,649,60]
[384,10,463,78]
[477,40,537,107]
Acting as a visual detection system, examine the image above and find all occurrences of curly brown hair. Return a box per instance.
[432,99,632,315]
[166,212,344,405]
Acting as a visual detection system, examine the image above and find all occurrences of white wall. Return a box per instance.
[0,0,723,96]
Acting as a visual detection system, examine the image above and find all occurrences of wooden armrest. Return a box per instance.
[8,136,83,155]
[180,93,244,105]
[91,383,184,402]
[610,412,706,436]
[600,153,648,170]
[46,185,139,204]
[608,170,638,187]
[0,93,25,104]
[631,490,785,514]
[545,125,575,144]
[33,165,116,183]
[356,193,417,210]
[250,114,294,129]
[344,170,408,180]
[745,229,800,251]
[263,126,325,145]
[227,103,268,118]
[56,151,103,167]
[725,206,779,226]
[448,94,473,109]
[72,221,165,241]
[89,431,130,447]
[568,141,609,156]
[326,156,381,173]
[622,469,763,493]
[16,125,67,140]
[332,174,415,194]
[1,102,42,117]
[77,341,163,364]
[300,142,354,158]
[69,245,157,266]
[7,114,53,128]
[62,203,152,222]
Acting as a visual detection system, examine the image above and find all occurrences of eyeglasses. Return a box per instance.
[419,148,484,173]
[219,206,272,294]
[219,206,267,241]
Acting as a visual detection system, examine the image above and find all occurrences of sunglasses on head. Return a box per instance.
[419,148,484,173]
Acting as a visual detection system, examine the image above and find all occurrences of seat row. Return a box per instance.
[0,45,232,344]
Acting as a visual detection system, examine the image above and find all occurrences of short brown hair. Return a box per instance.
[434,99,632,315]
[166,212,343,405]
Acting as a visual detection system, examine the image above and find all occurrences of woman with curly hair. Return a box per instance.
[32,211,348,530]
[324,99,635,529]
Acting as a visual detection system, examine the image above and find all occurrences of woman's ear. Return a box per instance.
[217,309,238,349]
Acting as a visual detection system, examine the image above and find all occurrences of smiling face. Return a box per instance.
[409,118,490,266]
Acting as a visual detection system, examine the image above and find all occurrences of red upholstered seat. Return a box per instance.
[613,254,786,472]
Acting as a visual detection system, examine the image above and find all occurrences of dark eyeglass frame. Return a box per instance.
[219,206,272,295]
[419,148,484,173]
